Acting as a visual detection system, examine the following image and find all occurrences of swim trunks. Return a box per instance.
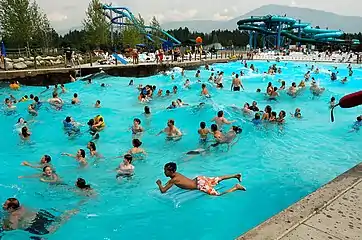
[25,210,55,235]
[233,86,240,91]
[196,176,221,195]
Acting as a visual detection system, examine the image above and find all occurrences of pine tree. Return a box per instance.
[83,0,110,49]
[150,16,163,48]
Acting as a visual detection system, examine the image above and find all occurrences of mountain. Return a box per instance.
[161,4,362,33]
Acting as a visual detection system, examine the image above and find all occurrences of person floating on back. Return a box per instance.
[156,162,246,196]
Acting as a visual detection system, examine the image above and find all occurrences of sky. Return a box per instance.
[37,0,362,32]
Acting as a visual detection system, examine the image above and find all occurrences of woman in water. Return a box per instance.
[266,82,273,95]
[279,81,286,90]
[127,139,146,160]
[87,141,102,158]
[131,118,144,137]
[262,105,272,121]
[242,103,253,115]
[19,126,31,140]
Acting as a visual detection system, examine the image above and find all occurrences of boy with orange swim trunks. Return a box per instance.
[156,162,246,196]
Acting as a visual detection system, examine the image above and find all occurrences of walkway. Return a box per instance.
[238,162,362,240]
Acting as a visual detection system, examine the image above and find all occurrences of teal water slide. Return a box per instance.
[237,15,360,47]
[102,5,181,45]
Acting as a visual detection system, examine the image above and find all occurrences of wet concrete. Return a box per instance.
[0,59,230,86]
[238,162,362,240]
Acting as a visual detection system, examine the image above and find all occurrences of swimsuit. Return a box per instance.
[196,176,221,195]
[233,86,240,91]
[25,210,56,235]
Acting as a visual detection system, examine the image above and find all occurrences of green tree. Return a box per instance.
[0,0,54,48]
[83,0,110,49]
[121,19,142,47]
[150,16,162,48]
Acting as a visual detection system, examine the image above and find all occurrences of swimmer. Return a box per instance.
[211,111,235,129]
[62,149,87,166]
[251,113,262,125]
[29,94,34,101]
[34,96,42,110]
[144,106,151,116]
[290,108,302,118]
[242,103,252,115]
[341,77,348,84]
[198,121,211,143]
[269,111,277,122]
[131,118,144,136]
[165,90,171,96]
[167,101,177,109]
[22,154,53,170]
[15,117,27,130]
[71,93,80,104]
[94,100,101,108]
[184,79,191,89]
[53,85,58,95]
[92,115,105,131]
[173,86,178,94]
[63,116,80,134]
[304,71,311,81]
[248,101,259,112]
[208,73,214,82]
[157,89,163,96]
[349,116,362,132]
[231,74,244,91]
[19,126,31,140]
[310,80,325,96]
[156,162,245,195]
[47,92,63,108]
[176,99,188,107]
[210,126,242,148]
[298,80,306,88]
[266,82,273,95]
[1,198,77,234]
[288,82,297,97]
[215,72,224,88]
[4,98,16,109]
[279,81,286,90]
[256,88,261,93]
[195,70,200,78]
[269,87,279,100]
[28,103,37,116]
[201,84,210,98]
[262,105,272,121]
[277,110,286,124]
[60,84,66,93]
[116,154,134,178]
[129,79,134,86]
[87,141,102,158]
[329,97,336,109]
[157,119,182,139]
[127,139,146,159]
[19,166,59,184]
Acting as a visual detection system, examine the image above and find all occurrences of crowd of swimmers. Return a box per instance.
[1,60,360,236]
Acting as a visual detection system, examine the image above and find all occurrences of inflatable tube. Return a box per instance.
[150,184,226,207]
[331,90,362,122]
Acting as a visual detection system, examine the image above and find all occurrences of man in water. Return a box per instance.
[157,119,182,140]
[21,155,53,170]
[211,111,235,130]
[1,198,77,235]
[156,162,245,196]
[230,74,244,91]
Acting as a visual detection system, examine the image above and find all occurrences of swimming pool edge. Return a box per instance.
[237,162,362,240]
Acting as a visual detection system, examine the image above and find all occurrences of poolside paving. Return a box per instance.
[238,162,362,240]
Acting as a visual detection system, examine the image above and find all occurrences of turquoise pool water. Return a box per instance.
[0,60,362,240]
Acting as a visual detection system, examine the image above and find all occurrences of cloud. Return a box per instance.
[213,12,232,21]
[148,9,198,23]
[48,12,68,22]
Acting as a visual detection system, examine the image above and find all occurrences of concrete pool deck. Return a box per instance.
[238,162,362,240]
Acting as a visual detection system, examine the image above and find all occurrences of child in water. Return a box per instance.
[116,154,134,178]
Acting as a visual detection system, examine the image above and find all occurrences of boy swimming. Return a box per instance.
[156,162,245,196]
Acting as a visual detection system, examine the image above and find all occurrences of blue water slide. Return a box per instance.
[102,5,181,45]
[112,54,128,64]
[291,23,310,28]
[270,16,296,24]
[314,31,344,39]
[303,26,341,34]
